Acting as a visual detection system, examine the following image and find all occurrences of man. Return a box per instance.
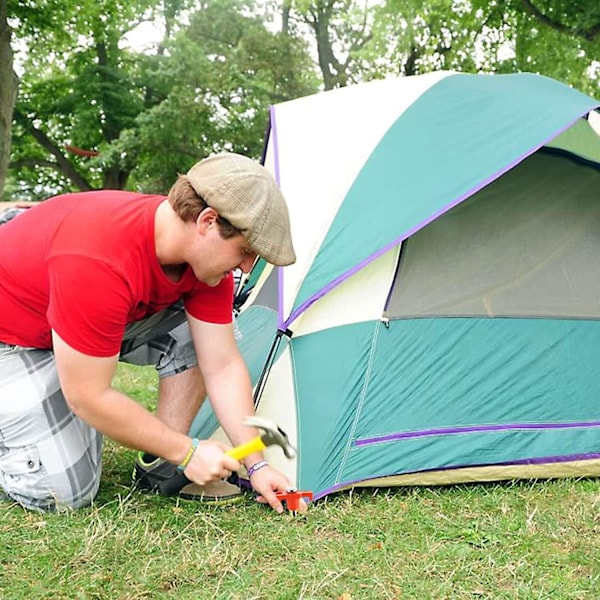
[0,153,296,512]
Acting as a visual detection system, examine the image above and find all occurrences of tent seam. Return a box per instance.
[334,319,381,485]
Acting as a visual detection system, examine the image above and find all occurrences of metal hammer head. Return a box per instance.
[243,416,296,459]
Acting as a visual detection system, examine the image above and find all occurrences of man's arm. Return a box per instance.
[187,314,291,512]
[51,330,238,484]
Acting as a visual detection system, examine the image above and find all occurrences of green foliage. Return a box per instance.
[361,0,482,76]
[9,0,161,197]
[293,0,599,93]
[469,0,600,95]
[8,0,318,198]
[119,0,319,193]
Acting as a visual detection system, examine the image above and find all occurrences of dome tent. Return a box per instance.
[191,71,600,499]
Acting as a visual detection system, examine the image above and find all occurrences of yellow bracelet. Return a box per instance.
[177,438,199,472]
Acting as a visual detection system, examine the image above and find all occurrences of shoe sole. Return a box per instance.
[178,490,245,505]
[134,484,245,505]
[133,458,244,505]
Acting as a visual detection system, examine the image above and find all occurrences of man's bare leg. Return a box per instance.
[155,366,206,433]
[147,365,241,501]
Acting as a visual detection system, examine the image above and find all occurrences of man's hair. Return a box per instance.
[168,175,240,239]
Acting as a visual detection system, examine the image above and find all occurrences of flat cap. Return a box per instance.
[187,153,296,266]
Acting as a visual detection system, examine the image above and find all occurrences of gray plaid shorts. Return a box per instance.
[0,304,196,512]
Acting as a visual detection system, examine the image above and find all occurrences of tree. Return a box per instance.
[6,0,317,199]
[518,0,600,43]
[1,0,110,199]
[287,0,599,93]
[0,0,18,198]
[288,0,379,90]
[6,0,169,199]
[287,0,490,89]
[6,0,598,201]
[466,0,600,94]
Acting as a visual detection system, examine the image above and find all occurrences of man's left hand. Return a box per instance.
[250,465,307,514]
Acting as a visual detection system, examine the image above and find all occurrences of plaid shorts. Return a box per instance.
[0,305,197,512]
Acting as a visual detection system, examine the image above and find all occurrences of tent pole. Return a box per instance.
[252,328,292,408]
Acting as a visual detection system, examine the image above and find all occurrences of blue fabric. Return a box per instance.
[292,317,600,496]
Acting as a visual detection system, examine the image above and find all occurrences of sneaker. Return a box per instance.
[132,453,243,504]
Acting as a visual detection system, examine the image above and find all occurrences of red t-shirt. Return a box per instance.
[0,191,233,356]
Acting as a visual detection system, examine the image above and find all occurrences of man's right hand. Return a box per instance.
[183,440,240,485]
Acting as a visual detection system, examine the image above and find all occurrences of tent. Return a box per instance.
[191,71,600,500]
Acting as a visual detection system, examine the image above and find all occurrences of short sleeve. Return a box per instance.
[183,274,234,324]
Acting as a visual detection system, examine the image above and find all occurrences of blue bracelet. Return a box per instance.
[177,437,199,472]
[247,460,269,478]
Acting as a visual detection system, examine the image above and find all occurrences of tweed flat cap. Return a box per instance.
[187,153,296,267]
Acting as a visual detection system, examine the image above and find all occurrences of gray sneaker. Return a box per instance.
[133,453,243,504]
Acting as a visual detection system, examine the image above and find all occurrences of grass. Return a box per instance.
[1,363,599,599]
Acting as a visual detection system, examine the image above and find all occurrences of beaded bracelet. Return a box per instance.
[177,437,199,472]
[247,459,269,478]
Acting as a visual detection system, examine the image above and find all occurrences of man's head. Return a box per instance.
[169,153,295,267]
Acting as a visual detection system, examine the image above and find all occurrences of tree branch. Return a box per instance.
[520,0,600,41]
[9,158,59,170]
[13,108,94,191]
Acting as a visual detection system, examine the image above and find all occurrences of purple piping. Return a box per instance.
[278,262,284,330]
[268,104,286,330]
[315,452,600,500]
[282,110,597,330]
[353,420,600,447]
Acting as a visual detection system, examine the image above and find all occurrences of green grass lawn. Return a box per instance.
[1,364,599,599]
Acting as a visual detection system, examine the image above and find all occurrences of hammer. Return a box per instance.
[157,416,295,496]
[225,416,296,460]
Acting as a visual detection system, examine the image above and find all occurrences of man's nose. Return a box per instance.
[239,254,257,273]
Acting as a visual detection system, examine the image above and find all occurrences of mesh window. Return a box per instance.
[388,151,600,319]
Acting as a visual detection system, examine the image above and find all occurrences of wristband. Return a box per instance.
[247,460,269,478]
[177,437,199,472]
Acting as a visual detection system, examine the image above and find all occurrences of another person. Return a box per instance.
[0,153,296,512]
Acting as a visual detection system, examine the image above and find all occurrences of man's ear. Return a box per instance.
[196,207,219,234]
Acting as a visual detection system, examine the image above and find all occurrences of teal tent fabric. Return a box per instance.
[189,72,600,500]
[291,73,600,319]
[292,321,377,494]
[293,318,600,496]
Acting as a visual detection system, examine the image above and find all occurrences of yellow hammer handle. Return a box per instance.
[226,437,266,461]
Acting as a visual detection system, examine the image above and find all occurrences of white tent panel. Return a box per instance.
[207,346,298,486]
[589,109,600,134]
[546,117,600,163]
[255,346,298,487]
[293,245,400,337]
[265,71,454,322]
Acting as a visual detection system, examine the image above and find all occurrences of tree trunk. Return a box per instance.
[13,109,94,191]
[308,1,347,90]
[0,0,18,199]
[281,0,291,35]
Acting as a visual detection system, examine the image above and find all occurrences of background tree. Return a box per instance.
[287,0,492,89]
[5,0,316,199]
[7,0,173,199]
[0,0,17,197]
[126,0,318,192]
[1,0,87,198]
[472,0,600,95]
[285,0,599,91]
